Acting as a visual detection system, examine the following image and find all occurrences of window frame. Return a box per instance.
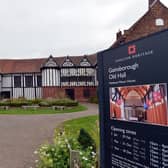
[37,75,42,87]
[25,75,33,88]
[14,75,22,88]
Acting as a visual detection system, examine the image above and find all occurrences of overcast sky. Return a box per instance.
[0,0,168,58]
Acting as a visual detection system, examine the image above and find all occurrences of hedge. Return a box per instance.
[0,98,78,107]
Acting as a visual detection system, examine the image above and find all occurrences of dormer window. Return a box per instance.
[43,55,57,67]
[80,57,91,66]
[155,18,164,26]
[62,57,74,67]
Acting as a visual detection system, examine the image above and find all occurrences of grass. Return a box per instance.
[57,115,99,143]
[0,104,87,115]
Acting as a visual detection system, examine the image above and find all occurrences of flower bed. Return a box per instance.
[36,115,99,168]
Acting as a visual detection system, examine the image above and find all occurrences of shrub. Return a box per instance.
[37,144,70,168]
[89,96,98,104]
[0,101,10,106]
[0,98,33,107]
[79,146,97,168]
[52,99,78,107]
[43,98,78,107]
[77,128,96,152]
[28,99,42,105]
[37,129,97,168]
[0,98,32,107]
[10,99,32,107]
[37,130,70,168]
[39,101,50,107]
[0,98,78,108]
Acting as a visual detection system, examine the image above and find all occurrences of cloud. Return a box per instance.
[0,0,167,58]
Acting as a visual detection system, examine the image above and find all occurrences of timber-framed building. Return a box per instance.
[0,54,97,101]
[1,0,168,101]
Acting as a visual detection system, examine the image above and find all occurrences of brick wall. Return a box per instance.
[125,1,168,42]
[113,1,168,47]
[42,87,65,99]
[74,87,97,101]
[42,86,97,102]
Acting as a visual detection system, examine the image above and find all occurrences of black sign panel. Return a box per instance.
[98,29,168,168]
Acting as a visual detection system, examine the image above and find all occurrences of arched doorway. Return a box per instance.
[124,90,145,121]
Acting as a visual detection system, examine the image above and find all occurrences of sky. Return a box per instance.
[0,0,168,59]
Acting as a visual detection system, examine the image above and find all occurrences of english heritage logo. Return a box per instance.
[128,45,136,55]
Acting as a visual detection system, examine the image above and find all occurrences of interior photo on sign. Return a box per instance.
[109,83,168,126]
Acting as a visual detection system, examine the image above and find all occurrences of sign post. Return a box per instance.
[70,150,80,168]
[98,29,168,168]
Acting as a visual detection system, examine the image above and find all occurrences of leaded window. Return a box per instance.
[25,75,33,87]
[62,58,74,67]
[80,58,91,66]
[14,76,21,88]
[37,75,42,87]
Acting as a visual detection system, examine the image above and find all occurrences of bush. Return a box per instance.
[52,99,78,107]
[37,129,97,168]
[39,101,50,107]
[43,98,78,107]
[0,98,32,107]
[37,143,70,168]
[89,96,98,104]
[28,99,42,105]
[37,130,70,168]
[10,99,32,107]
[0,101,10,106]
[78,128,96,152]
[0,98,78,108]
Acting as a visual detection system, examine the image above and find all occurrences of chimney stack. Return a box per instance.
[116,30,122,40]
[149,0,159,9]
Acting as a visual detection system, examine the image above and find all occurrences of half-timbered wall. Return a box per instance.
[42,68,60,86]
[0,73,42,99]
[60,67,96,87]
[0,75,2,93]
[2,75,11,88]
[95,66,98,86]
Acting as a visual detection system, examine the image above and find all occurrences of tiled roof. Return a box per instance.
[0,58,46,74]
[53,54,97,66]
[0,54,97,74]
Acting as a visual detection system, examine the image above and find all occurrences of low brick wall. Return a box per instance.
[42,86,97,102]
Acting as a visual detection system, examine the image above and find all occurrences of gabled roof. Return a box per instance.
[62,56,74,67]
[42,55,58,68]
[85,54,97,66]
[79,55,91,66]
[54,54,97,67]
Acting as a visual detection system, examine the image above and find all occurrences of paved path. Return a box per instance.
[0,103,98,168]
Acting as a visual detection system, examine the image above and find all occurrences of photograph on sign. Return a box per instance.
[109,83,168,126]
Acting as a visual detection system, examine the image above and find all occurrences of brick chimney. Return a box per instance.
[116,30,122,40]
[149,0,159,9]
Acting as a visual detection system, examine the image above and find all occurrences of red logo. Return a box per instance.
[128,45,136,55]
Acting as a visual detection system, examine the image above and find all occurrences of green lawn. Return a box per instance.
[0,105,87,115]
[57,115,99,144]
